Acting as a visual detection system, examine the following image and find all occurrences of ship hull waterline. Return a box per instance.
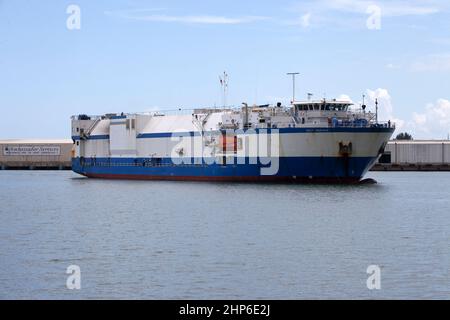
[71,155,380,184]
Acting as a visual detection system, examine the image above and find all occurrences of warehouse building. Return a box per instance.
[0,139,73,170]
[374,140,450,171]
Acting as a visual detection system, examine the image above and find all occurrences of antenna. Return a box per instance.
[287,72,300,103]
[362,94,367,111]
[375,98,379,124]
[242,102,249,129]
[219,71,228,108]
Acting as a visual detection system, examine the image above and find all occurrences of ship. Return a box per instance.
[71,99,395,183]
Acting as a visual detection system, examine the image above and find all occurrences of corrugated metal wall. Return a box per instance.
[386,141,450,164]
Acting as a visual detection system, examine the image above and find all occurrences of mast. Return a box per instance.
[287,72,300,103]
[242,102,249,129]
[219,71,228,108]
[375,98,379,124]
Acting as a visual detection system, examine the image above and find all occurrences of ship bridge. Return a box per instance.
[293,99,352,112]
[291,99,388,128]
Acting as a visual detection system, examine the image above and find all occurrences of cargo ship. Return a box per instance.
[71,99,395,183]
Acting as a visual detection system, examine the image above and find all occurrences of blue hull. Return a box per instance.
[72,156,378,183]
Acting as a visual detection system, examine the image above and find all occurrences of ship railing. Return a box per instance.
[71,104,296,120]
[370,121,395,129]
[71,115,106,121]
[138,107,240,116]
[330,120,395,129]
[149,106,255,116]
[138,109,196,116]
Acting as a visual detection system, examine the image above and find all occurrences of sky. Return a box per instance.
[0,0,449,139]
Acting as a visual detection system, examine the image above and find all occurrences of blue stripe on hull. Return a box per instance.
[72,156,377,182]
[71,126,395,141]
[135,127,394,138]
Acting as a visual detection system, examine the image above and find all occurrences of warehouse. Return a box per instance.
[374,140,450,171]
[0,139,73,170]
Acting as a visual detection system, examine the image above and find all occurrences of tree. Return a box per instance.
[395,132,413,140]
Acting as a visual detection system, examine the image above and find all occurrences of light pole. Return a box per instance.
[287,72,300,103]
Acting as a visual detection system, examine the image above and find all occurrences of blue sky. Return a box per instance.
[0,0,449,139]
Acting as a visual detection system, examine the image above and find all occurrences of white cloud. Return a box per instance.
[105,10,268,25]
[337,94,353,102]
[286,12,313,28]
[134,15,267,24]
[104,8,166,15]
[386,63,402,69]
[337,89,404,130]
[430,38,450,46]
[314,0,441,17]
[366,89,403,125]
[310,89,450,139]
[300,13,312,27]
[411,54,450,72]
[412,112,427,126]
[411,99,450,138]
[288,0,445,28]
[299,89,450,139]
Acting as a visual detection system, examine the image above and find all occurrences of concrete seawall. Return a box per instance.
[0,162,71,170]
[371,164,450,171]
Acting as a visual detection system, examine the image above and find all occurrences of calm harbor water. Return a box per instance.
[0,171,449,299]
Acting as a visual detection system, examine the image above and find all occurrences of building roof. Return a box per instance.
[0,139,72,144]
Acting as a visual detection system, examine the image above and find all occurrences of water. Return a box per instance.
[0,171,449,299]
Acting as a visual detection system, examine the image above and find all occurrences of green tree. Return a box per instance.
[395,132,413,140]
